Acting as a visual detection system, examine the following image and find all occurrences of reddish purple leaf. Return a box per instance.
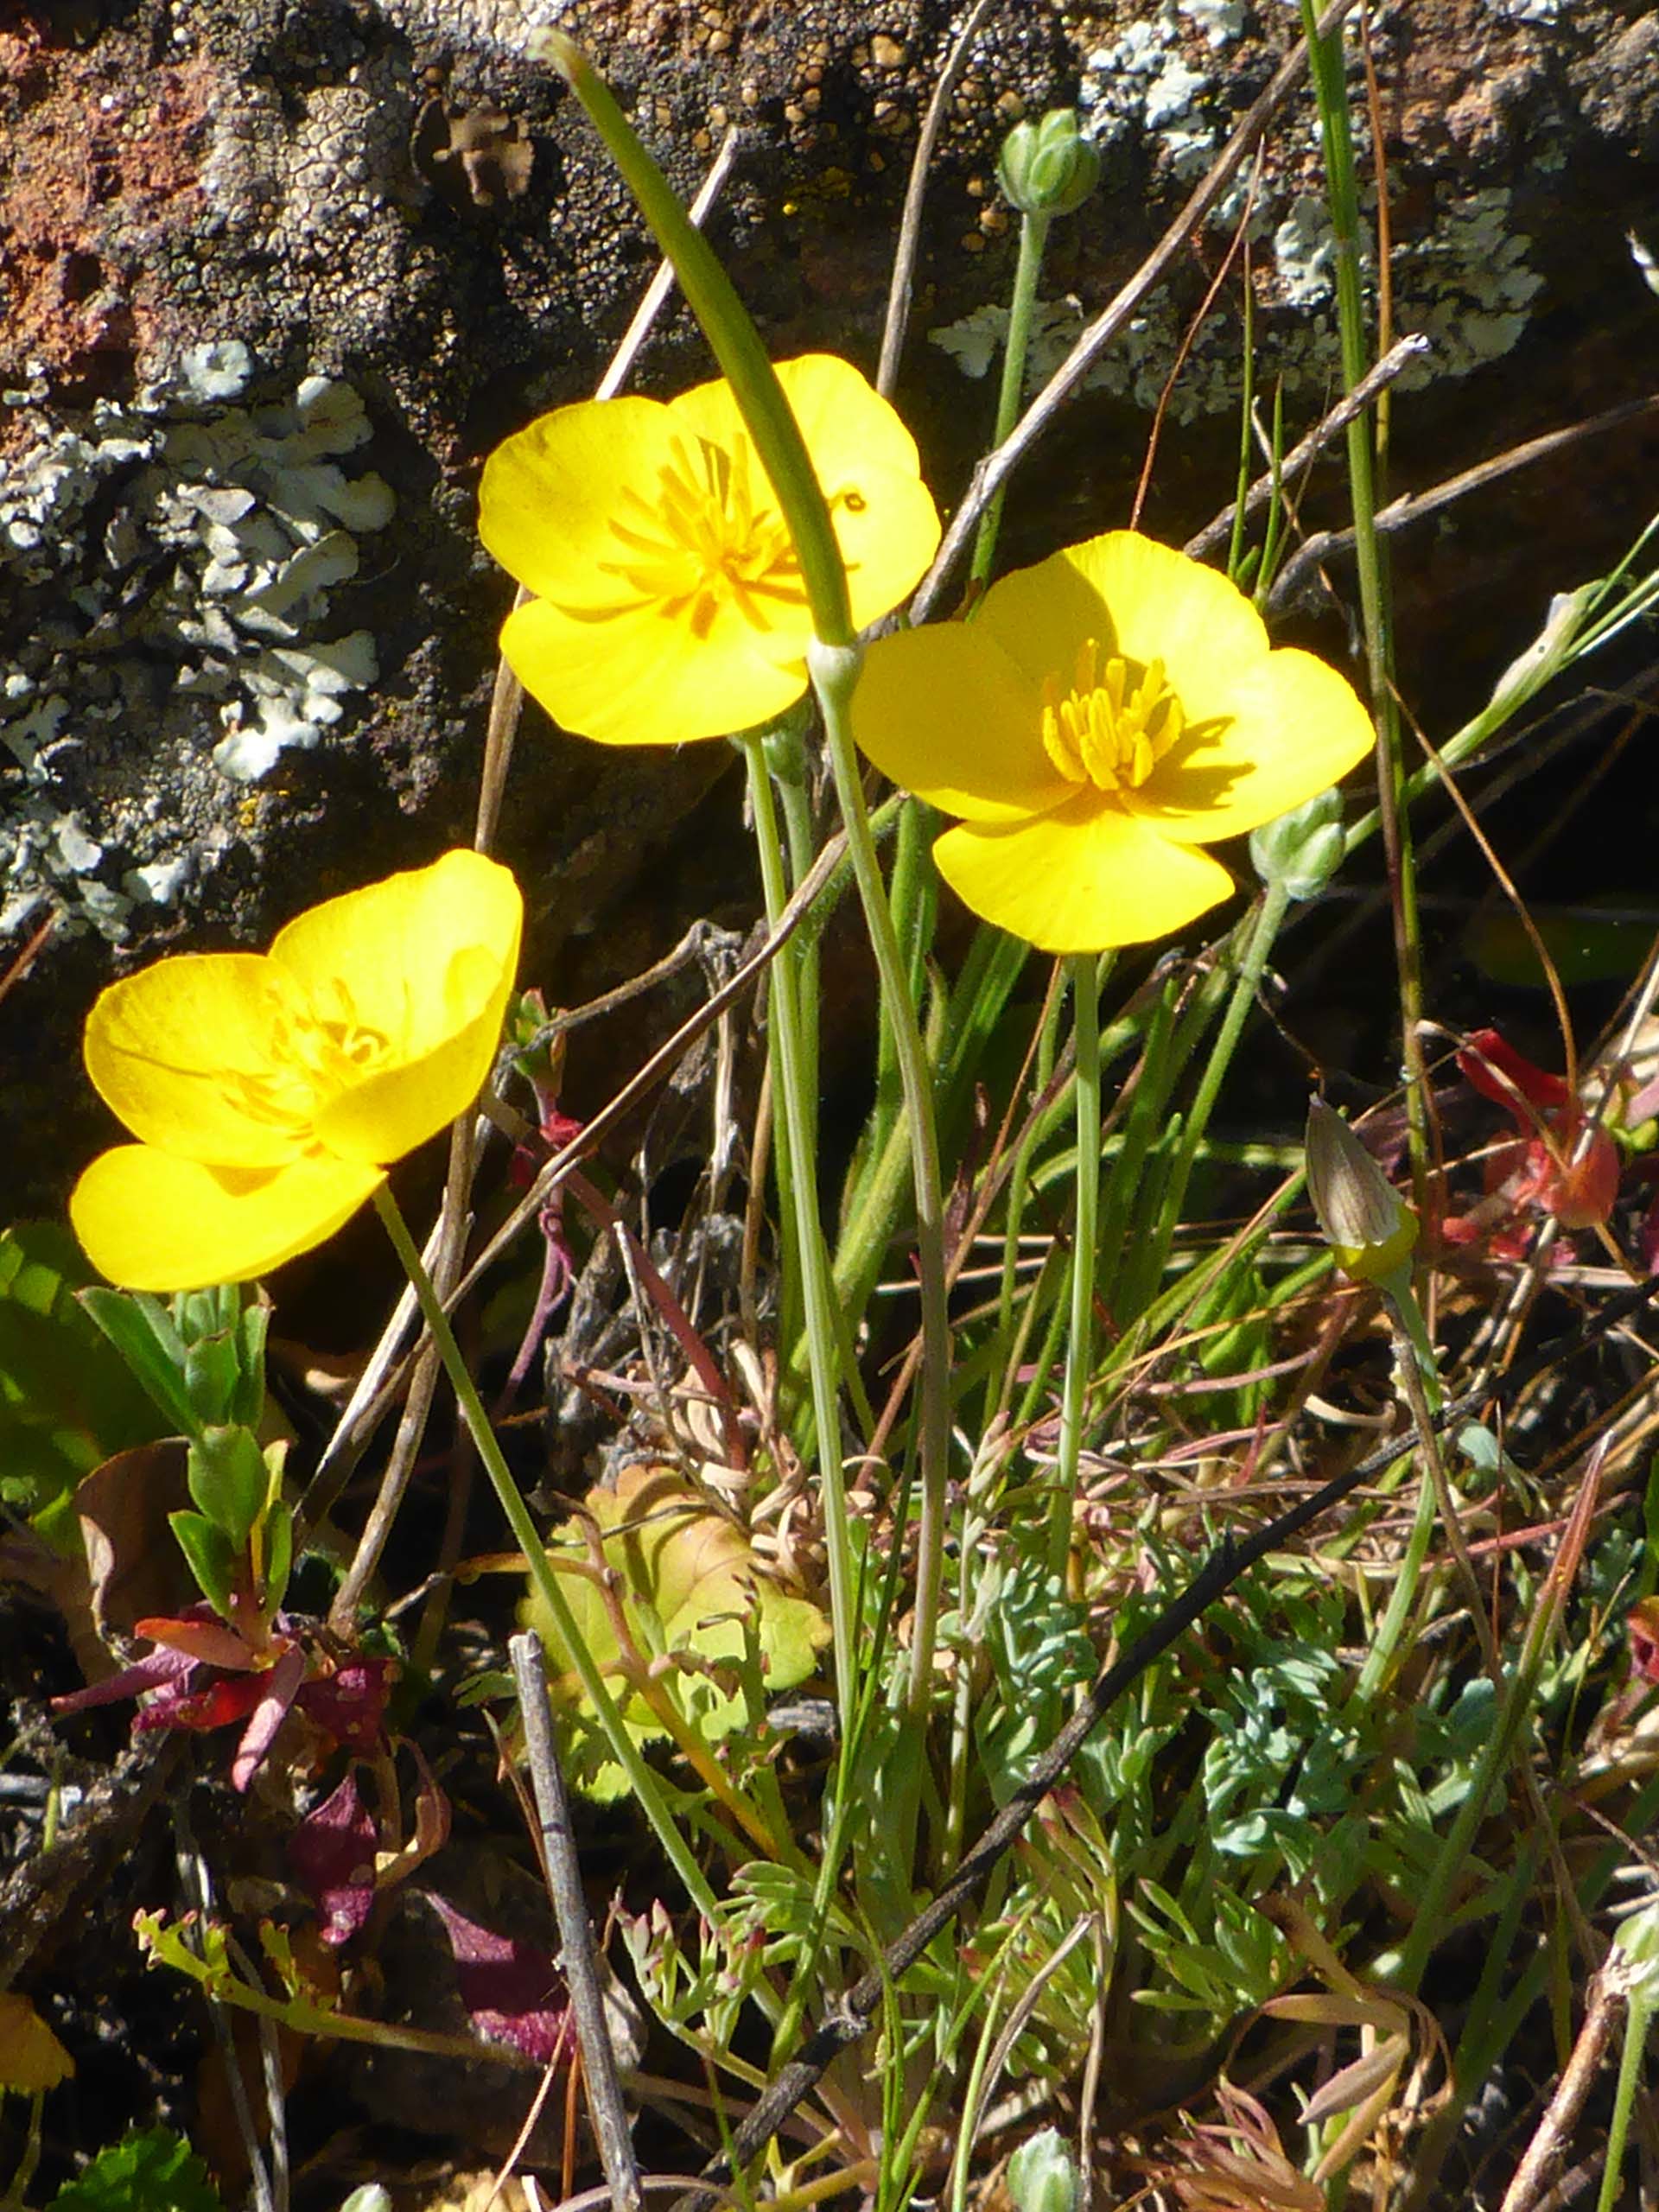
[231,1643,308,1791]
[423,1892,574,2067]
[289,1770,379,1946]
[295,1656,397,1750]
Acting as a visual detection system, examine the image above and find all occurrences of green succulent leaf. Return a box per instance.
[520,1463,829,1800]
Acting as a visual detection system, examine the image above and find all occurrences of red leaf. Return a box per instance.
[289,1770,379,1946]
[423,1893,574,2067]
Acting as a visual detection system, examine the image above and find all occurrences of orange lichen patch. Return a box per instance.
[0,25,214,391]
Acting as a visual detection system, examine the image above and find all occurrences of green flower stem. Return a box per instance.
[533,32,852,649]
[810,639,952,1722]
[1594,1986,1655,2212]
[970,209,1052,588]
[1136,884,1292,1308]
[741,736,860,1707]
[1350,1457,1437,1703]
[1298,0,1427,1193]
[370,1183,721,1927]
[1049,955,1100,1579]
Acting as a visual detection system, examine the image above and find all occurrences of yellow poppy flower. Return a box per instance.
[70,850,524,1292]
[479,353,941,747]
[853,532,1376,953]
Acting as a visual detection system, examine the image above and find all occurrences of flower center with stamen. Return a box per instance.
[221,981,394,1150]
[595,432,809,643]
[1040,639,1185,795]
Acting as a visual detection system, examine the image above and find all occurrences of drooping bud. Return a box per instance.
[1305,1097,1418,1285]
[998,109,1102,220]
[1249,786,1348,901]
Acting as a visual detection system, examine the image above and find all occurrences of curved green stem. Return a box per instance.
[971,210,1052,588]
[741,736,859,1709]
[370,1184,722,1926]
[1049,955,1100,1579]
[810,639,951,1724]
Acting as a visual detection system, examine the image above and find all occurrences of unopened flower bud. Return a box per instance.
[1007,2128,1078,2212]
[1305,1097,1418,1284]
[998,109,1101,220]
[1250,786,1347,901]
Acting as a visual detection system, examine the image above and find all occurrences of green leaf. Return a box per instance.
[521,1463,829,1801]
[186,1425,269,1549]
[183,1332,242,1430]
[78,1287,200,1440]
[0,1225,170,1537]
[233,1299,270,1427]
[48,2126,224,2212]
[168,1510,238,1619]
[263,1497,294,1615]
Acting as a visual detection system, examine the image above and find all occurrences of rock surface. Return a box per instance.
[3,0,1657,1211]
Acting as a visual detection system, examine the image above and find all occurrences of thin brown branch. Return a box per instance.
[875,0,999,399]
[1185,334,1430,559]
[1268,393,1659,610]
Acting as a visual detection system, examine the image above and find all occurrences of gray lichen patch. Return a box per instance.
[1,354,393,943]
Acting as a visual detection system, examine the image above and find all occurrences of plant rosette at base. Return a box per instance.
[478,353,940,747]
[853,532,1376,953]
[69,849,524,1292]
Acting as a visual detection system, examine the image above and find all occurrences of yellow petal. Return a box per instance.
[671,354,941,632]
[974,542,1130,695]
[271,849,523,1065]
[70,1146,384,1292]
[478,395,681,609]
[0,1994,73,2093]
[934,793,1236,953]
[1131,645,1375,842]
[83,955,315,1170]
[854,626,1071,822]
[1060,534,1269,724]
[313,944,518,1162]
[500,590,809,747]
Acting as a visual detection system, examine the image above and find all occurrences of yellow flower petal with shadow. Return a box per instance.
[480,353,940,749]
[852,624,1069,823]
[501,591,809,748]
[1129,646,1376,844]
[70,1147,384,1294]
[272,848,523,1067]
[707,355,941,634]
[1058,533,1270,725]
[84,955,319,1170]
[73,850,523,1290]
[935,792,1236,955]
[478,397,682,611]
[314,945,520,1163]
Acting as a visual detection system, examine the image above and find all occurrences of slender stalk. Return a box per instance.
[741,736,859,1709]
[1136,885,1291,1306]
[1298,0,1427,1194]
[1049,957,1100,1579]
[369,1184,721,1927]
[970,209,1052,588]
[1593,1987,1655,2212]
[810,639,951,1723]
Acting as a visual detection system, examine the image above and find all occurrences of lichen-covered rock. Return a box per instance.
[2,0,1656,1218]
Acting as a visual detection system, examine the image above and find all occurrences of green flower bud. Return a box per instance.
[998,109,1101,220]
[1007,2128,1078,2212]
[1249,786,1347,901]
[1305,1097,1418,1285]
